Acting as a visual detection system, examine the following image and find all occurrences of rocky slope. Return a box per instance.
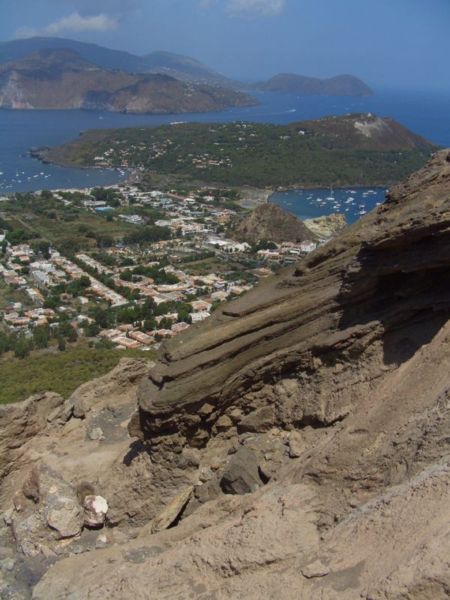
[256,73,373,96]
[303,213,347,239]
[231,202,318,243]
[1,152,450,599]
[0,49,254,113]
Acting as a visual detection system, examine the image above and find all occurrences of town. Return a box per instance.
[0,183,319,356]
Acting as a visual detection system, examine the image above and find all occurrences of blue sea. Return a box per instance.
[1,88,449,220]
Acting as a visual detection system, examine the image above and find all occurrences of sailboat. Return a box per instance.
[326,186,335,201]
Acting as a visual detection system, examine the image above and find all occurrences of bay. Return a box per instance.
[269,187,386,225]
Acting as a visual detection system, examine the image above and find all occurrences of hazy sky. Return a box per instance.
[1,0,448,90]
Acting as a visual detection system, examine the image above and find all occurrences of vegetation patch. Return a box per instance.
[0,344,151,405]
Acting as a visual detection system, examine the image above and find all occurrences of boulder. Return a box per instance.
[215,415,233,431]
[13,464,84,545]
[151,486,193,533]
[220,447,263,495]
[301,559,330,579]
[46,498,82,539]
[237,406,275,434]
[288,431,304,458]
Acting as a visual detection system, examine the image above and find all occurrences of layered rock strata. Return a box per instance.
[131,150,450,458]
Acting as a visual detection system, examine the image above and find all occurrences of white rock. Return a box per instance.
[83,495,108,528]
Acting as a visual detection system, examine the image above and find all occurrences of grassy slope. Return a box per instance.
[45,116,437,188]
[0,345,153,405]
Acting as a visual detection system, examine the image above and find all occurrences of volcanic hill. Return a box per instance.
[38,114,437,188]
[231,203,318,244]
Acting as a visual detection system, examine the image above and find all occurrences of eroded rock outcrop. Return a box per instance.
[132,150,450,456]
[304,212,347,239]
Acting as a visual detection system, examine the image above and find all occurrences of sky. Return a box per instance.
[1,0,448,90]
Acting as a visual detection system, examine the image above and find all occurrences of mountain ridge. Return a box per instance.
[0,48,255,114]
[0,36,234,86]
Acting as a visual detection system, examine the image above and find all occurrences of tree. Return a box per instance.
[79,275,91,288]
[40,189,53,200]
[143,317,157,331]
[84,321,101,337]
[31,240,51,259]
[124,226,171,246]
[33,325,50,349]
[57,321,78,343]
[120,270,133,282]
[14,335,33,359]
[44,295,60,310]
[89,306,114,329]
[159,317,174,330]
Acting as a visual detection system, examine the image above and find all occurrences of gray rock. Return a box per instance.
[301,559,330,578]
[88,427,104,442]
[11,513,43,557]
[288,431,304,458]
[220,447,263,495]
[47,400,72,424]
[95,533,108,549]
[237,406,275,434]
[72,397,88,419]
[198,467,214,483]
[34,466,83,539]
[0,548,13,560]
[151,486,193,533]
[31,464,83,540]
[194,478,222,505]
[215,415,233,431]
[3,511,13,526]
[46,497,82,539]
[0,558,15,572]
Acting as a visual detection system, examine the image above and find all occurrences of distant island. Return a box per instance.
[0,36,235,86]
[37,113,436,188]
[0,48,254,113]
[255,73,373,96]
